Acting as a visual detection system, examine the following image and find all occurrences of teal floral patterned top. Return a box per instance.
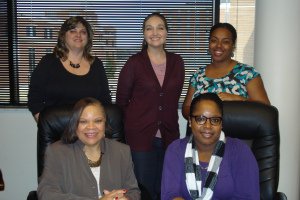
[190,63,260,99]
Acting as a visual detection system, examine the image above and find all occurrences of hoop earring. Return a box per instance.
[207,49,211,55]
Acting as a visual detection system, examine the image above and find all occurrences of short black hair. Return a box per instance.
[209,22,237,45]
[190,93,223,117]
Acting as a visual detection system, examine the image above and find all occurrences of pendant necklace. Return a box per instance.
[69,57,83,69]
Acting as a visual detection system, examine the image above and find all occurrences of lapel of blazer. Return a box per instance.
[74,140,99,190]
[99,138,110,193]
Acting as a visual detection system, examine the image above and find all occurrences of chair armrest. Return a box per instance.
[27,191,38,200]
[276,192,287,200]
[0,169,4,191]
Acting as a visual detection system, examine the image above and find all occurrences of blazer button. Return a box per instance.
[159,106,162,111]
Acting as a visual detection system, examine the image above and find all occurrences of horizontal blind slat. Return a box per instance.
[1,0,217,105]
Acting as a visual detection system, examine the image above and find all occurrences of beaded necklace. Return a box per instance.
[68,57,83,69]
[86,153,103,168]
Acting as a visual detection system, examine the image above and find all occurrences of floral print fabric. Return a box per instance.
[190,63,260,98]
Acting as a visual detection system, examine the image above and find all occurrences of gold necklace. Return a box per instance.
[86,153,103,168]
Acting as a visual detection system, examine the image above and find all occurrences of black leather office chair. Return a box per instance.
[187,101,287,200]
[27,103,151,200]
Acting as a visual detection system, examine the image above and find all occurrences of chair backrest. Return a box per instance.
[187,101,282,200]
[36,103,125,178]
[222,101,280,200]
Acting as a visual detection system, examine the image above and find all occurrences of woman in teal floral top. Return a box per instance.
[182,23,270,119]
[182,23,270,118]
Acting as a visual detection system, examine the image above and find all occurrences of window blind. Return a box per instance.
[1,0,219,106]
[220,0,255,65]
[0,0,10,104]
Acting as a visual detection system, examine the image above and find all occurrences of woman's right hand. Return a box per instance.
[100,189,128,200]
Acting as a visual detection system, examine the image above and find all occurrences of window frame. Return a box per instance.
[1,0,220,107]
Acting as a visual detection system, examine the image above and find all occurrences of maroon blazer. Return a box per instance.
[116,49,185,151]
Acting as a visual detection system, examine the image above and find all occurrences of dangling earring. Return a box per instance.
[231,52,234,58]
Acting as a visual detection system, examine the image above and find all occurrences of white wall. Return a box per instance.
[0,109,38,200]
[254,0,300,199]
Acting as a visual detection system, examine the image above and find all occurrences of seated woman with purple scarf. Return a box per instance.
[161,93,259,199]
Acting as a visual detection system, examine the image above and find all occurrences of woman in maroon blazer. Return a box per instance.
[116,12,185,200]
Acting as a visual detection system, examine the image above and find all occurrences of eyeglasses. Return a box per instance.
[191,115,222,126]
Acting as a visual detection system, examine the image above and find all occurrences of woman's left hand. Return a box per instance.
[217,92,246,101]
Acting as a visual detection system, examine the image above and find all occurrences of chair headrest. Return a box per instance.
[222,101,279,139]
